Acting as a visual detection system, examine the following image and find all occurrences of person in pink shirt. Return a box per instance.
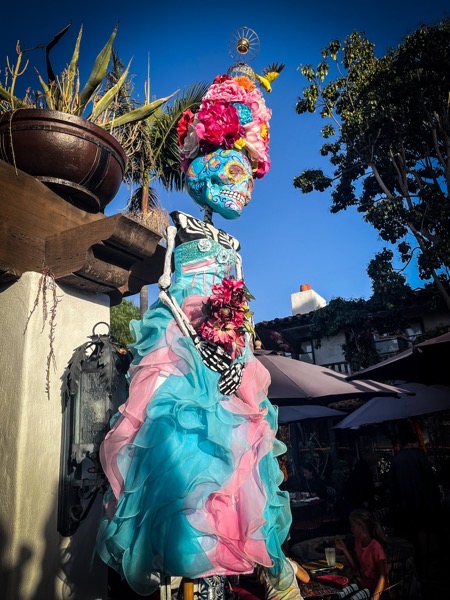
[335,509,389,599]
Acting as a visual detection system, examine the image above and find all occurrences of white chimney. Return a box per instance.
[291,283,327,315]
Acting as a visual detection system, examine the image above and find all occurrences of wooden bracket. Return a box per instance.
[0,160,165,304]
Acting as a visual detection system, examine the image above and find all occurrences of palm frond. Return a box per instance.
[126,186,160,212]
[148,81,209,191]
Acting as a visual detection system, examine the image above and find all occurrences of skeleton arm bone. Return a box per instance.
[236,253,243,281]
[158,226,199,337]
[158,226,177,291]
[158,289,197,338]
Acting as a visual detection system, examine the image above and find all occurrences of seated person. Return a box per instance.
[335,509,388,599]
[258,557,310,599]
[299,462,327,500]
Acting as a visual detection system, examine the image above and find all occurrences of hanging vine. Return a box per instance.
[24,267,60,400]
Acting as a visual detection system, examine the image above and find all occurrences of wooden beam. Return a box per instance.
[45,215,161,278]
[0,221,45,274]
[0,160,103,241]
[0,160,165,298]
[57,273,117,294]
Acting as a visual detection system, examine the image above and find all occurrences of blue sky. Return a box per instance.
[2,1,449,321]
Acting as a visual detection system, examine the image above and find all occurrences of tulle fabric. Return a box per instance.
[96,244,292,596]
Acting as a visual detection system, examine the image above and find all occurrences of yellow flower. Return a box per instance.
[260,123,268,138]
[234,138,246,150]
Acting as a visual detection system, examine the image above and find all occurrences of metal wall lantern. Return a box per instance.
[58,322,130,537]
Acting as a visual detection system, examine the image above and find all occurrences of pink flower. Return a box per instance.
[211,278,247,307]
[195,101,242,148]
[254,160,271,179]
[211,306,245,328]
[243,121,269,163]
[198,319,246,359]
[210,284,232,306]
[245,89,272,122]
[176,73,273,179]
[204,79,248,103]
[228,334,246,359]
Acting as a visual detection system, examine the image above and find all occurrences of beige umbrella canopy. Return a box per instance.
[347,332,450,385]
[254,350,410,407]
[334,383,450,429]
[278,405,346,424]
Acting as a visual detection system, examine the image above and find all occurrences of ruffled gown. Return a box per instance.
[96,211,292,596]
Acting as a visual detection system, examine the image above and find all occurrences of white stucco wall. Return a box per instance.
[313,331,347,366]
[0,272,109,600]
[291,289,327,316]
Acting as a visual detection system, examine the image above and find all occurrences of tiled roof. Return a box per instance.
[255,312,314,328]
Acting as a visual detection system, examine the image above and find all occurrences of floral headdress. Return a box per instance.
[177,74,271,179]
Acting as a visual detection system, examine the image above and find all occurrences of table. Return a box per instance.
[299,579,340,598]
[292,534,419,599]
[290,536,346,564]
[290,498,324,510]
[298,558,353,599]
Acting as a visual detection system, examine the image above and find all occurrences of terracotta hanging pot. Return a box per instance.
[0,109,127,212]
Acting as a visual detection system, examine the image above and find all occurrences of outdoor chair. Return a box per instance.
[386,536,421,600]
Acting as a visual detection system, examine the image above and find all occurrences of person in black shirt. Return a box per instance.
[388,428,442,577]
[299,462,327,500]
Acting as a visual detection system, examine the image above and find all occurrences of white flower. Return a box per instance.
[181,122,200,159]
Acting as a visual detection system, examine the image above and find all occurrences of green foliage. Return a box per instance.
[310,248,450,372]
[298,433,330,479]
[1,24,175,125]
[293,169,332,193]
[310,250,420,371]
[110,299,140,346]
[295,19,450,307]
[112,50,208,198]
[310,296,380,371]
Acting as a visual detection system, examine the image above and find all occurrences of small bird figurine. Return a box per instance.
[254,62,285,93]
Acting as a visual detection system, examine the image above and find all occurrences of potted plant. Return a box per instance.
[0,23,177,212]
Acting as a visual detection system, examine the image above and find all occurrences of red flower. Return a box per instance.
[177,109,195,146]
[195,101,242,148]
[211,306,245,328]
[213,74,232,85]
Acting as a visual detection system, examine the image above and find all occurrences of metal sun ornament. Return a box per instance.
[227,26,260,80]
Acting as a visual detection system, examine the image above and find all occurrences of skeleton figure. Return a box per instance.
[97,73,293,598]
[158,148,252,395]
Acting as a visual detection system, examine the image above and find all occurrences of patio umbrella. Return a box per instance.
[334,383,450,429]
[278,405,346,424]
[347,332,450,385]
[254,350,409,407]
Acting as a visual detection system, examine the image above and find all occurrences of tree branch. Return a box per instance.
[369,162,395,200]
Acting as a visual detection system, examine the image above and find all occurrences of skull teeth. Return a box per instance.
[221,190,245,203]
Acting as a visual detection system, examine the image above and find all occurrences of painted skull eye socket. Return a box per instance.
[224,161,246,183]
[210,174,222,186]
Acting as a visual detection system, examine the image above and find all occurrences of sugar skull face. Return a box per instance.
[186,149,254,219]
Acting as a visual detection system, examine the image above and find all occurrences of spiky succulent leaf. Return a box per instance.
[103,91,177,129]
[90,60,132,121]
[78,25,118,115]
